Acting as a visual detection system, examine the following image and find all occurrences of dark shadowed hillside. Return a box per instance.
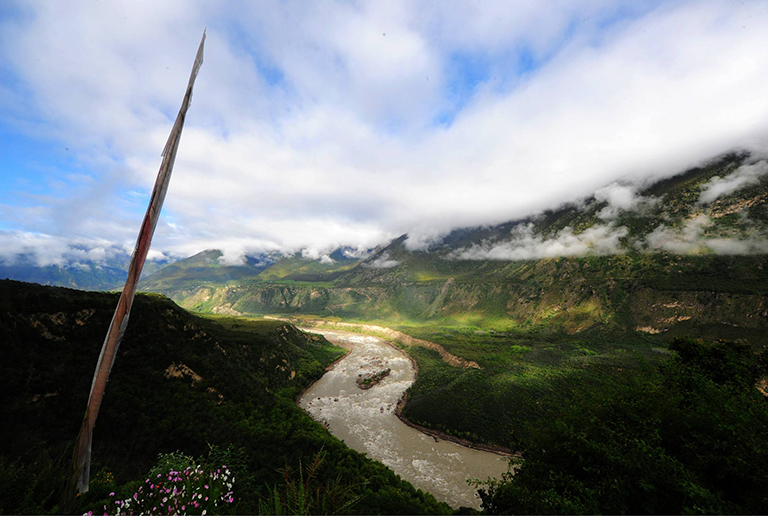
[0,280,450,515]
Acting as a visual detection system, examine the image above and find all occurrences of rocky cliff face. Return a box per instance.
[162,254,768,347]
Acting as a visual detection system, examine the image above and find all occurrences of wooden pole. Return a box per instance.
[64,30,205,512]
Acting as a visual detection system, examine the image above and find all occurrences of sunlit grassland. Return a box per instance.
[413,271,455,282]
[257,255,357,281]
[399,328,664,446]
[280,309,668,447]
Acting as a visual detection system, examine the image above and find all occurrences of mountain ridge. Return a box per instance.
[5,150,768,347]
[135,151,768,348]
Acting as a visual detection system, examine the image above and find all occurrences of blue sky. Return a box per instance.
[2,0,768,265]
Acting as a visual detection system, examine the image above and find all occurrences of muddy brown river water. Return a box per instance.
[298,329,509,509]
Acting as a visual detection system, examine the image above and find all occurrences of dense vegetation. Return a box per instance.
[0,280,450,515]
[283,315,768,514]
[283,318,668,448]
[477,337,768,514]
[392,324,662,446]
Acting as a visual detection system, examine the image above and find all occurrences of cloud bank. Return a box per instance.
[643,215,768,255]
[453,213,768,262]
[363,252,400,269]
[594,183,659,220]
[454,223,628,261]
[0,230,172,268]
[698,160,768,204]
[2,1,768,264]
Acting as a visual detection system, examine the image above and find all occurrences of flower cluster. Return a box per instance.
[88,464,235,515]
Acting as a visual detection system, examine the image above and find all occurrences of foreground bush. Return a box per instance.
[87,452,236,516]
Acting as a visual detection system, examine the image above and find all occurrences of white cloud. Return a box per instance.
[301,247,334,264]
[71,262,92,271]
[341,246,372,260]
[454,223,628,261]
[300,248,323,261]
[643,215,768,255]
[363,252,400,269]
[216,248,249,266]
[0,231,132,267]
[698,160,768,204]
[594,183,658,220]
[2,1,768,259]
[404,226,450,251]
[146,249,171,262]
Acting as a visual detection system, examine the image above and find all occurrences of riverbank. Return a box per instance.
[270,316,480,369]
[297,326,515,457]
[294,328,510,509]
[394,398,516,457]
[293,330,351,411]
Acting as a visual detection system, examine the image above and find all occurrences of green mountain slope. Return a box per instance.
[132,152,768,459]
[142,152,768,347]
[137,249,274,292]
[138,248,361,297]
[0,280,449,515]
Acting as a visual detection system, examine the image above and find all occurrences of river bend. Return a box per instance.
[298,329,508,509]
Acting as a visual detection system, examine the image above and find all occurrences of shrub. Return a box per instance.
[89,453,236,516]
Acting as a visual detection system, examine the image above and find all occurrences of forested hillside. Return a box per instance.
[0,280,450,515]
[477,337,768,514]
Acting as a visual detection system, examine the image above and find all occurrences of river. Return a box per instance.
[298,329,509,509]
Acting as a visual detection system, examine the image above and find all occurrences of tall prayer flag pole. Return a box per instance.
[65,30,205,508]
